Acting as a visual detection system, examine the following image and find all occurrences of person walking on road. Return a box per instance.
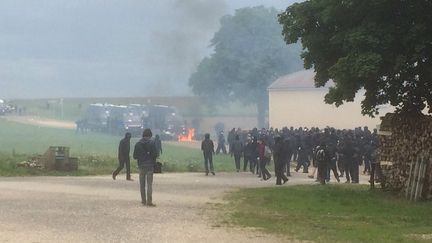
[133,129,158,207]
[112,132,133,181]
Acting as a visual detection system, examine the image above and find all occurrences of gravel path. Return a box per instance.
[0,172,368,243]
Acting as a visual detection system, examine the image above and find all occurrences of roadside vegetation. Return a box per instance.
[222,185,432,243]
[0,119,236,176]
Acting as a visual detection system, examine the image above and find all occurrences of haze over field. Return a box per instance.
[0,0,300,99]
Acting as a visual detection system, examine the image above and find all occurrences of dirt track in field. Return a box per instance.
[2,115,76,129]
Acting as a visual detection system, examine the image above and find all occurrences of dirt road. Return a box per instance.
[0,171,370,243]
[0,172,328,243]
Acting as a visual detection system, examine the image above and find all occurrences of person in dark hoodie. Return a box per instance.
[243,137,254,172]
[257,137,271,181]
[273,135,289,185]
[230,135,243,172]
[133,128,158,207]
[112,132,132,181]
[154,134,162,157]
[201,133,215,176]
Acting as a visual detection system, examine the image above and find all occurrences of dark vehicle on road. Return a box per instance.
[83,104,111,132]
[81,103,184,139]
[0,99,14,115]
[145,105,185,140]
[107,105,143,135]
[126,104,185,139]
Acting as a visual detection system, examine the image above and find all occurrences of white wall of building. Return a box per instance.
[269,89,391,129]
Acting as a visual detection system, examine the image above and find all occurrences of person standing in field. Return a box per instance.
[154,134,163,157]
[112,132,133,181]
[201,133,215,176]
[133,129,158,207]
[230,135,243,172]
[216,131,227,154]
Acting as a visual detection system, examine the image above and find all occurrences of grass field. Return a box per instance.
[0,119,237,176]
[222,185,432,243]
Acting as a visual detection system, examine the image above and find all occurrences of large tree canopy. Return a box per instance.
[279,0,432,116]
[189,6,302,127]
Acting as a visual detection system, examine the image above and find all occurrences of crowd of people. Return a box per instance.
[206,126,380,187]
[113,125,381,207]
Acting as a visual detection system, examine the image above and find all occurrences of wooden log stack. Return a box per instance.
[379,113,432,200]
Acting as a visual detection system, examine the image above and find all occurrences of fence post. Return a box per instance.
[411,158,420,201]
[406,160,414,199]
[415,157,428,201]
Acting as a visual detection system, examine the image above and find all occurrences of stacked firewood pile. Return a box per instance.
[379,113,432,200]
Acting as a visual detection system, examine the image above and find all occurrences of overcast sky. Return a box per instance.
[0,0,300,99]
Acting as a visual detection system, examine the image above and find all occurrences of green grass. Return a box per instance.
[223,185,432,243]
[0,119,236,176]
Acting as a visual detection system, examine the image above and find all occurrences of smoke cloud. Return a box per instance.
[145,0,228,95]
[0,0,297,99]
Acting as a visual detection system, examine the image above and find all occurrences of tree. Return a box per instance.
[278,0,432,117]
[189,6,303,128]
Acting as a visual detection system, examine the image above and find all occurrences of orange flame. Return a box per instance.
[178,128,195,142]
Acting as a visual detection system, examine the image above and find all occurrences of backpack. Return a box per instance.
[316,148,326,163]
[136,140,154,162]
[264,145,272,159]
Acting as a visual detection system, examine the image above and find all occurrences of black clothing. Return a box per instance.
[273,140,288,185]
[227,130,235,153]
[231,140,243,171]
[370,149,381,188]
[342,141,356,182]
[282,137,293,175]
[133,138,157,168]
[231,140,243,156]
[243,141,254,171]
[250,140,259,174]
[315,146,330,184]
[154,137,162,157]
[260,158,271,180]
[201,138,215,174]
[113,136,131,179]
[216,133,227,154]
[201,138,215,154]
[296,146,309,173]
[118,137,130,162]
